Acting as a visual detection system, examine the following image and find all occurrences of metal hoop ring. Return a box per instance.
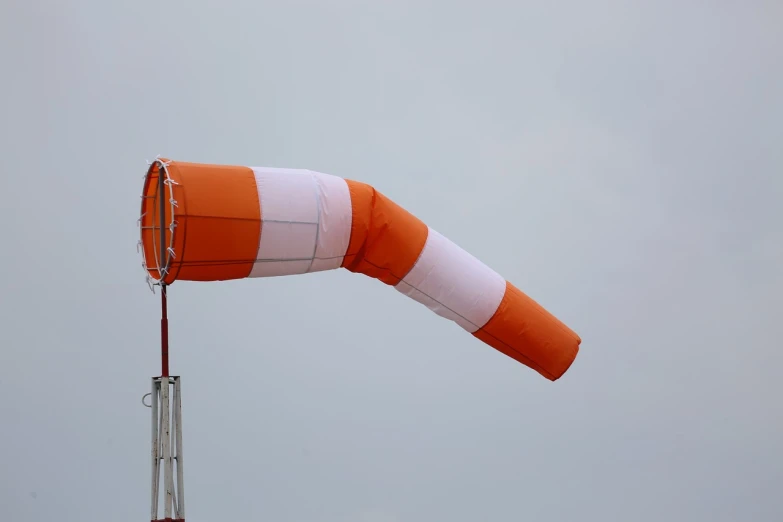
[142,392,152,408]
[138,157,179,291]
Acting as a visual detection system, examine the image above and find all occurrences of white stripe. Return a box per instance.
[395,228,506,333]
[248,167,352,278]
[250,167,318,277]
[308,171,352,272]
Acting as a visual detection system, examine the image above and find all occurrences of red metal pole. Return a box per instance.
[161,284,169,377]
[158,161,170,378]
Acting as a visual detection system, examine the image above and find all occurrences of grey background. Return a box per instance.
[1,1,781,521]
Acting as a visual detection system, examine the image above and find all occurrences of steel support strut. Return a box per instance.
[151,375,185,522]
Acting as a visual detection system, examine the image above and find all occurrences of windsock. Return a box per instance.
[139,159,581,380]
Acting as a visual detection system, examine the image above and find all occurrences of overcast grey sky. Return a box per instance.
[1,1,781,521]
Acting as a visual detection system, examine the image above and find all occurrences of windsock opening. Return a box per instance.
[140,159,176,284]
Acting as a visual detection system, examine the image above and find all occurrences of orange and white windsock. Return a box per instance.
[140,159,581,380]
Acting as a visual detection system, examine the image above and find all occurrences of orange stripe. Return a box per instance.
[141,161,262,283]
[473,281,581,380]
[341,179,429,285]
